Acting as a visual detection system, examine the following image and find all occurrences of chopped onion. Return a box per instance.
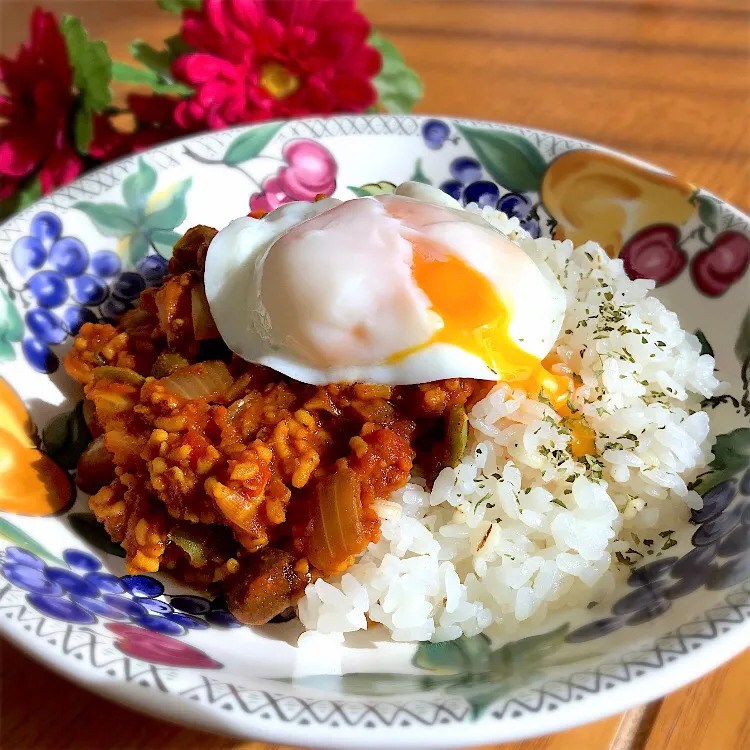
[160,361,233,400]
[307,468,365,574]
[191,284,219,341]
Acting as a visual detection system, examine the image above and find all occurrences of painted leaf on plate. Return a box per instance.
[42,401,92,470]
[409,158,431,185]
[68,512,126,558]
[74,202,137,239]
[142,178,192,231]
[414,633,492,673]
[223,123,283,165]
[0,516,65,566]
[122,158,158,216]
[695,193,720,233]
[348,182,397,197]
[0,290,23,362]
[456,124,547,193]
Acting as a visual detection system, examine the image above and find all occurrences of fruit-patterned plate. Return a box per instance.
[0,115,749,749]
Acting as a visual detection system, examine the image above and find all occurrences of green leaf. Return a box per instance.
[110,61,193,96]
[456,124,547,193]
[60,16,112,115]
[0,289,24,345]
[409,158,431,185]
[223,123,284,165]
[414,633,492,674]
[120,233,150,264]
[348,182,397,198]
[122,158,158,216]
[369,32,423,114]
[74,105,94,152]
[735,309,750,364]
[130,40,173,78]
[165,34,191,57]
[0,177,41,221]
[42,402,92,471]
[149,229,182,258]
[142,178,192,230]
[694,330,714,358]
[489,624,569,673]
[695,194,720,233]
[282,672,455,696]
[74,201,138,238]
[710,429,750,474]
[157,0,201,13]
[0,516,66,566]
[68,513,126,558]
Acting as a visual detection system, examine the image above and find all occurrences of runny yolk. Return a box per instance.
[393,238,596,459]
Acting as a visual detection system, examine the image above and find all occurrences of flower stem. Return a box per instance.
[183,146,262,189]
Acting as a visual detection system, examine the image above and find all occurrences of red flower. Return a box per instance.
[170,0,381,130]
[0,8,82,199]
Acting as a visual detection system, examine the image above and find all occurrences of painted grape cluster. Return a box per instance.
[567,468,750,643]
[1,546,240,635]
[8,212,168,373]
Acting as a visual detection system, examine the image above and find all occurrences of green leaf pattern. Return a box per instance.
[0,517,65,566]
[0,290,23,362]
[223,124,284,165]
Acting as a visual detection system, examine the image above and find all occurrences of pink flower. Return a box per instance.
[250,139,336,212]
[170,0,381,130]
[0,8,82,199]
[106,623,222,669]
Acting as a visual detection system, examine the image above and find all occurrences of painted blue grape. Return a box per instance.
[627,557,678,587]
[2,563,62,595]
[30,212,62,248]
[11,236,46,275]
[438,180,463,202]
[450,157,482,184]
[90,250,121,278]
[498,192,533,220]
[71,594,129,621]
[121,575,164,598]
[692,502,743,546]
[46,568,100,598]
[63,549,102,572]
[718,523,750,557]
[522,217,541,239]
[165,612,209,630]
[72,274,108,306]
[612,579,671,615]
[136,255,168,286]
[171,595,211,615]
[204,609,242,628]
[4,547,44,569]
[706,556,750,590]
[625,600,671,626]
[25,309,67,345]
[565,617,624,643]
[100,297,129,320]
[664,571,712,600]
[102,595,149,618]
[132,615,185,636]
[85,571,126,594]
[27,593,96,623]
[670,542,718,579]
[28,270,67,308]
[422,119,450,149]
[740,468,750,497]
[139,598,174,615]
[691,480,737,524]
[112,272,146,301]
[23,337,59,374]
[49,238,89,277]
[62,305,97,335]
[463,180,500,208]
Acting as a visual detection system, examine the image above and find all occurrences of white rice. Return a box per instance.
[298,207,721,643]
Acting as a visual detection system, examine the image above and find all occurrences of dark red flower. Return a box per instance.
[0,8,82,199]
[170,0,381,130]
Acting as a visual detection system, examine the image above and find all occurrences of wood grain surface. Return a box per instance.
[0,1,749,748]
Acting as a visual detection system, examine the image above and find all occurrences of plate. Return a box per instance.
[0,115,749,749]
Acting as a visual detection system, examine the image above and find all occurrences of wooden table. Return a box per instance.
[1,1,749,748]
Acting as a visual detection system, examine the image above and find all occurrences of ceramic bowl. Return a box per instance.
[1,115,749,749]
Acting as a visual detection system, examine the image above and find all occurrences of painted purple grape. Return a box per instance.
[664,571,712,600]
[30,212,62,247]
[27,593,96,623]
[422,119,450,149]
[72,274,108,306]
[49,238,89,277]
[670,542,718,579]
[28,270,67,308]
[692,501,743,547]
[132,614,186,636]
[63,549,102,572]
[121,574,164,598]
[498,192,533,220]
[90,250,121,278]
[718,523,750,557]
[625,600,671,626]
[70,594,129,621]
[450,156,482,184]
[112,272,146,301]
[22,337,59,374]
[46,567,100,598]
[612,579,671,615]
[691,480,737,524]
[522,218,541,238]
[165,612,209,630]
[4,547,44,569]
[171,595,211,615]
[741,468,750,497]
[439,180,463,202]
[102,595,149,618]
[100,297,129,320]
[2,563,62,595]
[204,609,242,628]
[62,305,97,335]
[11,236,46,275]
[706,556,750,590]
[136,255,168,286]
[25,309,66,345]
[565,617,624,643]
[85,572,126,594]
[627,557,678,587]
[139,598,174,615]
[463,180,500,208]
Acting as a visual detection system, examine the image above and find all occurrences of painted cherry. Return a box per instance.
[691,231,750,297]
[619,224,686,286]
